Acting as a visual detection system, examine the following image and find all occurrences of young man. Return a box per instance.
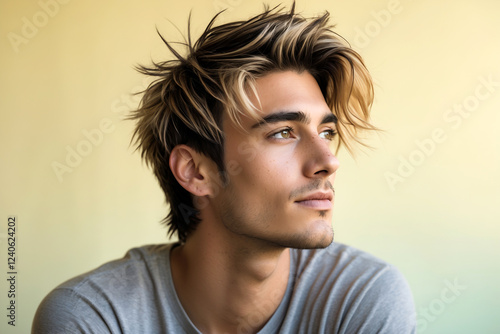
[33,5,416,334]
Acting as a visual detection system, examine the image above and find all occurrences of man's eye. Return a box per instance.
[319,129,337,140]
[270,128,293,139]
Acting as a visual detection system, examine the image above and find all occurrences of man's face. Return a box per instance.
[212,70,340,249]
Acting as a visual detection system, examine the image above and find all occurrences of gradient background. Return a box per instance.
[1,0,499,333]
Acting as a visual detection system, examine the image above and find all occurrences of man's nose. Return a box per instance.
[302,135,340,179]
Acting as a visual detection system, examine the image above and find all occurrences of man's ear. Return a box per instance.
[169,144,215,197]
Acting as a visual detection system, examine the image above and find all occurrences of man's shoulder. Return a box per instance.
[291,241,412,301]
[32,243,174,334]
[285,242,416,333]
[57,243,171,291]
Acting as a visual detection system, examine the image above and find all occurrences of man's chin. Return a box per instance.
[293,233,334,249]
[272,227,334,250]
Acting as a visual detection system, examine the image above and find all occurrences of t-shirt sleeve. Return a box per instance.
[32,287,112,334]
[339,265,416,334]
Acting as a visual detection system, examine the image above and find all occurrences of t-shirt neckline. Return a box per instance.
[160,243,297,334]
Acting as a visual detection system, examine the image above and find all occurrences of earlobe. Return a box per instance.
[169,145,212,197]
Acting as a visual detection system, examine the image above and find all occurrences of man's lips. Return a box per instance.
[294,191,334,210]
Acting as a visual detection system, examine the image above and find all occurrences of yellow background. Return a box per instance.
[1,0,499,333]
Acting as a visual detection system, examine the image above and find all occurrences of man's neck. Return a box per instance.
[170,222,291,334]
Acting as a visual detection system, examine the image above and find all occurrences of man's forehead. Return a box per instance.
[223,70,335,131]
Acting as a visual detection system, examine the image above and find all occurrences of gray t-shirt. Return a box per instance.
[32,242,416,333]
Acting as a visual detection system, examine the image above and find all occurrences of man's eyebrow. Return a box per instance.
[321,113,338,125]
[252,111,338,129]
[250,110,338,128]
[251,111,310,128]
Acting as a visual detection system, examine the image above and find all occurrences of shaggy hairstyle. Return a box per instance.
[130,4,375,242]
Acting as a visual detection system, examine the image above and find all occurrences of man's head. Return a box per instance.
[130,5,375,243]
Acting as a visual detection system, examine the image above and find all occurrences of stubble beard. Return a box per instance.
[219,184,334,250]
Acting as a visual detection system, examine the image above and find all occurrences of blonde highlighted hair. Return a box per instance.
[130,4,375,242]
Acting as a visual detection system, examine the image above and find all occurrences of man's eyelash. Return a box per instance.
[268,127,339,140]
[326,129,337,135]
[321,129,337,140]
